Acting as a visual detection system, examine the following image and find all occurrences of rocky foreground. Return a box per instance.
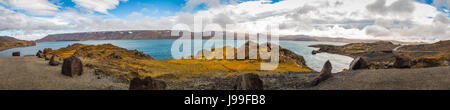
[1,55,449,90]
[1,40,449,90]
[310,40,450,70]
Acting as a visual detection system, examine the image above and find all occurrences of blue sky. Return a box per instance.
[45,0,283,19]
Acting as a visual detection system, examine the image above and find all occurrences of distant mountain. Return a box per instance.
[36,30,412,44]
[0,36,36,51]
[0,36,22,42]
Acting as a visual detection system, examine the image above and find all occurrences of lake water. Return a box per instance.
[0,40,353,73]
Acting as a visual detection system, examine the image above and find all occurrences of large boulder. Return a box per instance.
[393,55,412,68]
[349,57,368,70]
[12,52,20,56]
[61,56,83,77]
[310,60,333,86]
[49,55,61,66]
[129,77,167,90]
[36,51,44,58]
[36,50,43,56]
[43,48,52,60]
[234,73,263,90]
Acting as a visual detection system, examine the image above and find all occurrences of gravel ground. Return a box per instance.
[0,56,128,90]
[1,56,449,90]
[310,66,450,90]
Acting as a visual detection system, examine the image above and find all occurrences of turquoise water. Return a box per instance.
[0,40,353,73]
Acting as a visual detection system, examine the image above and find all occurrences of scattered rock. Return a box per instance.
[49,55,61,66]
[43,48,52,55]
[37,52,45,58]
[310,60,333,86]
[234,73,264,90]
[393,55,412,68]
[129,77,167,90]
[349,57,368,70]
[44,55,51,60]
[444,60,449,66]
[36,50,43,56]
[12,51,20,56]
[61,56,83,77]
[311,50,320,55]
[108,52,123,59]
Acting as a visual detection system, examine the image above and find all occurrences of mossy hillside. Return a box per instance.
[46,43,315,82]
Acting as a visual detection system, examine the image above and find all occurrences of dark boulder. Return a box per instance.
[311,60,333,86]
[12,52,20,56]
[234,73,263,90]
[49,55,61,66]
[393,55,412,68]
[36,50,43,56]
[349,57,368,70]
[36,52,45,58]
[129,77,167,90]
[61,56,83,77]
[311,50,320,55]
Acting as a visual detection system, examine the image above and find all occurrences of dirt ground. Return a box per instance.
[1,56,449,90]
[0,56,128,90]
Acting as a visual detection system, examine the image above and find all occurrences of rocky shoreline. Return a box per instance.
[310,40,450,70]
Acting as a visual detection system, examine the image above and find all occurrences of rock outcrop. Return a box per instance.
[234,73,264,90]
[349,57,368,70]
[61,56,83,77]
[310,60,333,86]
[12,52,20,56]
[129,77,167,90]
[36,50,43,56]
[49,55,61,66]
[311,50,320,55]
[43,48,52,55]
[393,55,412,68]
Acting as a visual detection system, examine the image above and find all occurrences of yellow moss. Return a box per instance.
[47,43,315,81]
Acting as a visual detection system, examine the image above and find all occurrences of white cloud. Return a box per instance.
[71,0,127,14]
[0,0,449,42]
[126,12,143,20]
[0,0,59,15]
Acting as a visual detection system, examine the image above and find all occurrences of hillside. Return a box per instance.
[0,36,36,51]
[36,30,411,44]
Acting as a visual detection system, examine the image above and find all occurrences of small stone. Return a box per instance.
[12,52,20,56]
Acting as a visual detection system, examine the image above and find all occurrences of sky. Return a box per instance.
[0,0,448,42]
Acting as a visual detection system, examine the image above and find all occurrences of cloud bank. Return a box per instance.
[0,0,449,42]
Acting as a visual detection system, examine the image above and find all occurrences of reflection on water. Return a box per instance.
[0,40,353,73]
